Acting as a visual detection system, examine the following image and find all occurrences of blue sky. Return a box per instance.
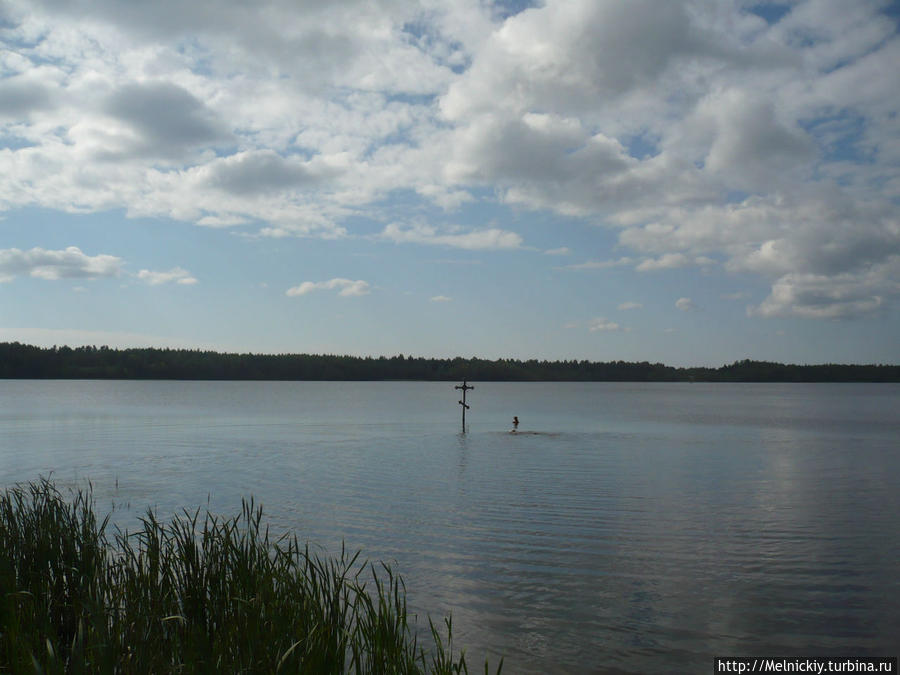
[1,0,899,366]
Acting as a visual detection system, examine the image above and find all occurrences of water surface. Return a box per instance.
[2,381,898,672]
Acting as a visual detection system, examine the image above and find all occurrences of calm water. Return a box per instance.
[1,380,899,672]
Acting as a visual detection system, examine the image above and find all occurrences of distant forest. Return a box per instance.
[1,342,898,382]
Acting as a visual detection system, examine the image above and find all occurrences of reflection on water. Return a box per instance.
[2,381,899,673]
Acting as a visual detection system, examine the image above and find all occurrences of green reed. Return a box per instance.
[0,478,501,674]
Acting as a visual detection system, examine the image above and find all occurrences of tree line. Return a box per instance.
[0,342,897,382]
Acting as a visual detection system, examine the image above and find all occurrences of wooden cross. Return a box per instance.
[455,380,474,432]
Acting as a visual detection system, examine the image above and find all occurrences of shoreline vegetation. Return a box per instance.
[1,342,898,382]
[0,479,498,674]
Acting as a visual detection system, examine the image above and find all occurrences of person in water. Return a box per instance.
[512,416,519,431]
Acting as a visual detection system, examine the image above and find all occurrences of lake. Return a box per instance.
[1,380,898,672]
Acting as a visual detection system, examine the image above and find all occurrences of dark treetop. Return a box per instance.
[1,343,897,382]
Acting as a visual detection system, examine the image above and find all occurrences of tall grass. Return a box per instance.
[0,478,501,674]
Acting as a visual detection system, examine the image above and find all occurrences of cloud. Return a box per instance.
[286,278,370,297]
[444,112,650,216]
[137,267,198,285]
[682,88,816,192]
[588,317,621,332]
[616,190,900,317]
[441,0,717,121]
[430,295,452,302]
[675,297,697,312]
[749,263,899,319]
[618,301,642,311]
[565,257,634,270]
[0,246,123,281]
[544,247,570,256]
[1,0,899,323]
[101,82,232,160]
[19,0,465,94]
[437,0,750,215]
[199,150,345,195]
[636,253,692,272]
[381,223,523,250]
[0,77,57,118]
[435,0,900,317]
[629,250,717,272]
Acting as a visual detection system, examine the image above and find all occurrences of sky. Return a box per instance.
[1,0,899,367]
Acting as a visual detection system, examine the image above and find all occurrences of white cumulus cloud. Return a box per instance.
[137,268,198,285]
[381,223,523,250]
[588,317,621,332]
[749,266,896,319]
[286,278,371,297]
[565,257,634,270]
[0,246,123,281]
[675,297,698,312]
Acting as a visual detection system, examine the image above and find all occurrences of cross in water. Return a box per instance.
[455,380,474,432]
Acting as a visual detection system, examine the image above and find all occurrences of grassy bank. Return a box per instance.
[0,479,499,674]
